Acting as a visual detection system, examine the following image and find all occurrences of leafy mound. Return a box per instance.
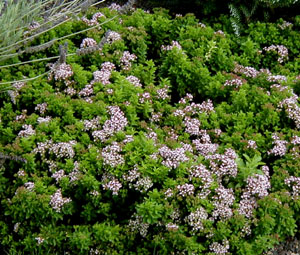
[1,4,300,255]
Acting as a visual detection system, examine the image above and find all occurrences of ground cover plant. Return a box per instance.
[0,0,300,254]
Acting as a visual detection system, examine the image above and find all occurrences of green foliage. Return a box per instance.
[1,3,300,255]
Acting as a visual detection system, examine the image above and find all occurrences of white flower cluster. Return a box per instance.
[69,161,81,183]
[156,86,170,100]
[18,124,35,138]
[278,20,293,30]
[109,3,122,11]
[49,189,72,212]
[166,222,179,231]
[35,103,47,115]
[80,38,97,48]
[122,166,153,192]
[150,112,162,122]
[79,84,93,97]
[102,175,122,195]
[82,116,101,131]
[189,164,213,190]
[48,63,73,81]
[244,173,270,198]
[92,62,115,86]
[177,183,195,197]
[106,31,122,43]
[7,81,26,104]
[92,106,128,142]
[267,133,288,157]
[291,135,300,145]
[263,45,289,63]
[214,30,225,37]
[35,237,45,245]
[33,140,76,159]
[234,64,260,78]
[212,185,235,219]
[184,117,201,136]
[209,240,230,254]
[278,93,300,128]
[247,140,257,149]
[37,116,52,124]
[161,40,182,51]
[133,176,153,192]
[238,166,270,218]
[267,75,287,83]
[50,140,77,159]
[185,207,208,232]
[285,176,300,199]
[24,182,35,191]
[159,145,189,169]
[82,12,105,26]
[138,92,152,103]
[206,148,238,178]
[238,197,258,218]
[52,169,65,183]
[128,214,149,237]
[15,110,27,121]
[224,78,244,88]
[126,75,142,87]
[120,51,137,71]
[101,142,125,167]
[193,131,219,156]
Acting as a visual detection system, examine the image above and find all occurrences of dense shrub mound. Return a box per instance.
[0,3,300,254]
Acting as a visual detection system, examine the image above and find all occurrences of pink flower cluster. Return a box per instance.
[212,185,235,219]
[214,30,226,37]
[206,148,238,178]
[224,78,244,88]
[267,133,288,157]
[161,41,182,51]
[106,31,122,43]
[158,145,189,169]
[234,64,259,78]
[189,164,213,190]
[92,62,115,86]
[285,176,300,199]
[247,140,257,149]
[80,38,97,48]
[101,142,125,167]
[278,20,293,30]
[92,106,128,142]
[267,75,287,83]
[156,86,170,100]
[82,116,101,131]
[128,214,149,237]
[238,166,270,218]
[263,45,289,63]
[82,12,106,26]
[278,93,300,128]
[49,189,72,212]
[7,81,26,104]
[177,183,195,197]
[18,124,35,138]
[102,173,122,195]
[126,75,142,87]
[35,103,47,115]
[48,63,73,81]
[185,207,208,232]
[33,140,76,159]
[184,116,201,135]
[120,51,137,71]
[193,132,219,156]
[209,240,230,255]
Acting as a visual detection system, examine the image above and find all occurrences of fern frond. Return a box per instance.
[230,17,241,37]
